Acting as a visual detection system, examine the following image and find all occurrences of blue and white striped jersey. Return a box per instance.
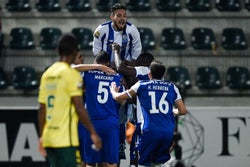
[93,21,142,61]
[135,66,150,80]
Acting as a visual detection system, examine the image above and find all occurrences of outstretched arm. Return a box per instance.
[73,64,116,74]
[110,82,136,103]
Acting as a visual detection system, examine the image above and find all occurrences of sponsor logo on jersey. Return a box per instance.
[94,31,100,38]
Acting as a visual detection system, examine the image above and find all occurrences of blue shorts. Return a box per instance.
[138,130,173,166]
[84,119,119,164]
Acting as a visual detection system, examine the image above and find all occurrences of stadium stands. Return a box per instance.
[156,0,182,12]
[186,0,212,12]
[215,0,241,11]
[0,19,3,53]
[6,0,31,12]
[9,27,35,50]
[166,66,192,90]
[0,67,8,89]
[36,0,61,12]
[221,28,248,50]
[39,27,62,50]
[246,0,250,11]
[191,27,217,50]
[96,0,119,12]
[137,27,156,51]
[126,0,151,11]
[226,66,250,90]
[1,0,250,96]
[12,66,39,90]
[160,27,186,50]
[196,66,223,90]
[66,0,91,12]
[71,27,93,50]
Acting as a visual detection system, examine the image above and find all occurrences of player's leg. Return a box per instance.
[99,162,118,167]
[152,163,168,167]
[118,104,128,161]
[45,148,57,167]
[56,147,81,167]
[151,132,174,166]
[129,124,139,167]
[86,120,119,166]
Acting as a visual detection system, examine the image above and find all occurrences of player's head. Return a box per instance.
[57,33,80,62]
[94,51,111,67]
[73,53,84,65]
[110,3,127,31]
[149,61,166,80]
[136,52,154,67]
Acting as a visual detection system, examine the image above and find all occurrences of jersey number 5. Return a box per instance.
[97,81,109,104]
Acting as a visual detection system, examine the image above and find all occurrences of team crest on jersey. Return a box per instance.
[94,31,100,38]
[122,35,127,41]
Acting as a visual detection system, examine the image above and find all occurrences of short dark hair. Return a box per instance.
[95,51,111,65]
[136,52,154,67]
[110,3,126,13]
[149,61,166,79]
[57,33,79,56]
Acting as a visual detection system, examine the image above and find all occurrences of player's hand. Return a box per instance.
[38,137,47,157]
[112,42,121,53]
[110,82,120,92]
[90,133,102,151]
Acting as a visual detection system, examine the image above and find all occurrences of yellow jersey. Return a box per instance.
[38,62,83,147]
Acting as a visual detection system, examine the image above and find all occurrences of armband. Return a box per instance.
[125,90,132,99]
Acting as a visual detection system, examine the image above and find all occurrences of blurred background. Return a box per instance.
[1,0,250,97]
[0,1,250,167]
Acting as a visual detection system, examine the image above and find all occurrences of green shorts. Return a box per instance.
[46,146,81,167]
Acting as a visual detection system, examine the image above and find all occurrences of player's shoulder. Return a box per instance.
[94,21,112,38]
[126,22,137,29]
[42,62,80,80]
[101,21,112,26]
[113,72,123,79]
[126,21,132,26]
[158,80,177,90]
[139,80,152,84]
[126,22,139,35]
[65,66,81,80]
[135,66,149,71]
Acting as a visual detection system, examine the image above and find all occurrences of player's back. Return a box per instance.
[83,70,122,121]
[133,80,178,133]
[39,62,82,147]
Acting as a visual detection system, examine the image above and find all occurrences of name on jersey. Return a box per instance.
[88,70,115,81]
[94,74,114,81]
[46,84,57,90]
[148,85,169,91]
